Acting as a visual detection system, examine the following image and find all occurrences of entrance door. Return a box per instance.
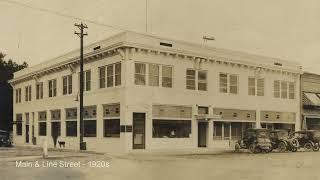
[198,122,207,147]
[25,125,29,143]
[133,113,145,149]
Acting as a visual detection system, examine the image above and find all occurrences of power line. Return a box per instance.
[0,0,131,32]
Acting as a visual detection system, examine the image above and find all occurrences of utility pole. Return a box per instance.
[74,22,88,150]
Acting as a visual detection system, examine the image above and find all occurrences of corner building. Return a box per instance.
[11,31,302,153]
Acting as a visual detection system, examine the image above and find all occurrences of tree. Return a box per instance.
[0,52,28,131]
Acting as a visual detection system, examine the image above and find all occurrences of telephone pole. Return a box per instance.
[74,22,88,150]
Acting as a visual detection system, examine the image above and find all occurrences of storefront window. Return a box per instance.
[152,120,191,138]
[104,119,120,137]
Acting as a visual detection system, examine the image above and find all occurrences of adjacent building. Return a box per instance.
[10,31,302,153]
[301,72,320,130]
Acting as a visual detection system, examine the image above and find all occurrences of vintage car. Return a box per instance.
[235,128,272,153]
[289,130,320,152]
[269,129,297,152]
[0,130,12,147]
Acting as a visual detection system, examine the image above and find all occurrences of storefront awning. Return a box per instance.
[303,92,320,106]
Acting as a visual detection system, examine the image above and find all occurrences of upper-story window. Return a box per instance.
[219,73,238,94]
[186,69,196,90]
[36,82,43,99]
[48,79,57,97]
[198,71,207,91]
[25,85,32,101]
[63,75,72,95]
[274,80,295,99]
[135,63,146,85]
[15,88,21,103]
[248,77,264,96]
[135,62,173,87]
[99,66,106,88]
[162,66,173,88]
[149,64,160,86]
[99,63,121,88]
[85,70,91,91]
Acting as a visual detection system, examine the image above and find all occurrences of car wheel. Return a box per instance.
[291,139,299,148]
[278,142,287,153]
[313,144,320,152]
[304,142,313,151]
[235,143,241,153]
[290,146,298,152]
[249,144,256,153]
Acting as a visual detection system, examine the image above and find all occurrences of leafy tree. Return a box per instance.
[0,52,28,131]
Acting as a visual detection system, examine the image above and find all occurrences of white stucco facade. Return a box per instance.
[10,31,302,153]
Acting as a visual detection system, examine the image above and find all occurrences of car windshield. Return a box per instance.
[277,131,288,138]
[257,130,269,137]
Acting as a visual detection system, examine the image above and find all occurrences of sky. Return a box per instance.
[0,0,319,73]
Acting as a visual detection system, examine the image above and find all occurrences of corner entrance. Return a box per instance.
[198,122,208,147]
[133,113,146,149]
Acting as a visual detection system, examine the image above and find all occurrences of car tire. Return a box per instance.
[312,144,320,152]
[278,142,287,153]
[249,144,256,153]
[304,142,313,151]
[235,143,241,153]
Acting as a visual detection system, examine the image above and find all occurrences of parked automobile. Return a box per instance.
[235,128,272,153]
[0,130,12,147]
[269,129,297,152]
[288,130,320,152]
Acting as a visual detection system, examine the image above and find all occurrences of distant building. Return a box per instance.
[9,31,302,153]
[301,72,320,130]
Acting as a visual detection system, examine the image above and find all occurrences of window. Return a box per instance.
[162,66,173,88]
[152,120,191,138]
[198,71,207,91]
[274,80,295,99]
[115,63,121,86]
[38,111,47,136]
[274,80,280,98]
[66,108,77,137]
[220,73,238,94]
[281,81,288,99]
[15,88,21,103]
[16,114,22,135]
[149,64,159,86]
[25,85,32,101]
[248,77,264,96]
[229,75,238,94]
[66,121,77,137]
[63,75,72,95]
[84,120,96,137]
[104,119,120,137]
[289,82,295,99]
[107,65,114,87]
[51,110,61,120]
[186,69,196,90]
[248,77,256,95]
[84,70,91,91]
[135,63,146,85]
[257,78,264,96]
[48,79,57,97]
[84,106,96,137]
[99,66,106,88]
[36,82,43,99]
[198,106,208,114]
[213,122,231,140]
[219,73,228,93]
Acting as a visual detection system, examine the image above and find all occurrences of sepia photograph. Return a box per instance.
[0,0,320,180]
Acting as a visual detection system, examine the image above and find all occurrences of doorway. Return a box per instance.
[25,125,29,143]
[133,113,146,149]
[198,122,207,147]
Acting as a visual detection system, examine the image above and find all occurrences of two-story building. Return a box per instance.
[10,31,302,153]
[301,72,320,130]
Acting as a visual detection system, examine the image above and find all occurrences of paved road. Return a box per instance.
[0,147,320,180]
